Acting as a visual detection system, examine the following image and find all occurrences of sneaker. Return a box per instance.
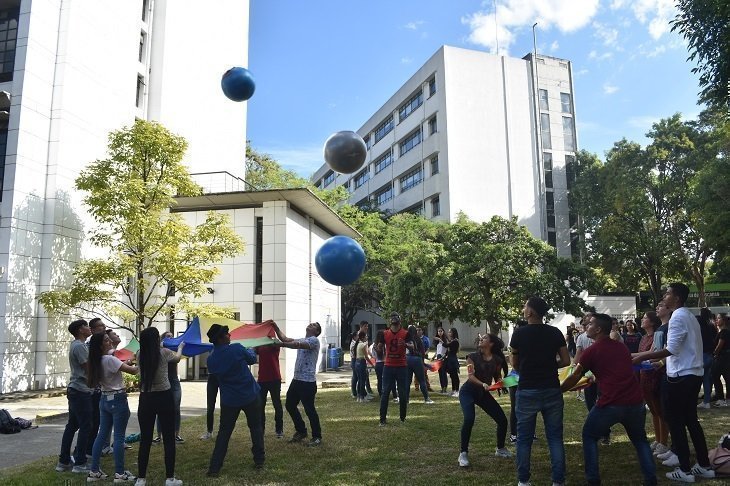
[356,397,363,403]
[175,435,185,443]
[199,431,213,440]
[366,393,375,399]
[450,391,460,397]
[363,395,373,401]
[55,462,72,472]
[275,431,284,439]
[665,467,695,483]
[134,479,146,486]
[123,443,132,450]
[653,444,670,456]
[657,449,675,460]
[689,463,715,479]
[713,399,728,407]
[151,436,161,444]
[424,399,435,404]
[305,438,322,447]
[87,470,108,482]
[650,441,658,451]
[697,402,711,409]
[662,453,680,467]
[393,397,399,403]
[114,471,137,483]
[72,464,91,474]
[458,451,470,467]
[509,434,517,443]
[165,478,183,486]
[288,431,307,443]
[379,421,386,428]
[518,482,532,486]
[495,447,513,458]
[101,446,114,456]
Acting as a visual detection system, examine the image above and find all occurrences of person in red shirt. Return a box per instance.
[256,343,283,438]
[378,312,412,427]
[561,313,657,486]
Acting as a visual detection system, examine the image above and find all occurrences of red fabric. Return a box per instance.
[114,348,134,362]
[228,321,277,341]
[256,344,281,382]
[579,337,644,407]
[383,328,409,367]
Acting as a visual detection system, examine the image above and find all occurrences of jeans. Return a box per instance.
[259,380,283,434]
[91,392,131,474]
[582,403,657,485]
[350,359,357,396]
[664,374,710,472]
[446,356,460,391]
[515,388,565,484]
[206,374,219,433]
[356,359,368,398]
[157,380,181,435]
[59,387,92,466]
[137,390,175,479]
[286,379,321,439]
[460,382,507,452]
[509,386,517,437]
[87,389,101,455]
[208,397,265,472]
[380,366,408,423]
[702,352,713,404]
[406,355,429,401]
[712,352,730,400]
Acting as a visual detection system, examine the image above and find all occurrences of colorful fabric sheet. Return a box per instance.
[161,317,277,357]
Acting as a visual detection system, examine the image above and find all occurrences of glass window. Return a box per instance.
[563,117,575,152]
[373,150,393,174]
[570,231,580,259]
[399,90,423,122]
[375,185,393,205]
[136,75,145,108]
[374,115,394,144]
[539,89,549,111]
[540,113,551,149]
[363,134,371,149]
[430,155,439,175]
[0,8,18,83]
[399,165,423,192]
[431,197,440,217]
[428,77,436,97]
[546,191,555,229]
[139,32,146,62]
[142,0,149,21]
[548,230,557,248]
[560,92,572,113]
[543,152,553,189]
[402,203,424,216]
[255,217,263,294]
[565,154,576,189]
[428,116,437,135]
[322,170,335,187]
[354,168,369,189]
[399,128,422,156]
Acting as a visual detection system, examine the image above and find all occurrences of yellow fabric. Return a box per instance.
[558,365,592,391]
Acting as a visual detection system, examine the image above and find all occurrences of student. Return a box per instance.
[153,331,184,444]
[56,319,93,474]
[136,327,185,486]
[561,313,657,486]
[87,317,107,456]
[378,313,412,426]
[433,326,449,393]
[86,333,138,483]
[444,328,461,397]
[371,330,397,401]
[257,341,284,438]
[458,333,511,468]
[405,325,433,404]
[206,324,265,475]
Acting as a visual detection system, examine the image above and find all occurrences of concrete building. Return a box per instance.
[312,45,579,258]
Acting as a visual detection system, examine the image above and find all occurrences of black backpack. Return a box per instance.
[0,408,21,434]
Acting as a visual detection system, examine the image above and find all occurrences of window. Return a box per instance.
[565,154,576,189]
[402,203,424,216]
[255,217,263,294]
[431,196,441,217]
[0,8,18,83]
[342,180,350,190]
[546,191,555,228]
[430,155,439,175]
[0,122,7,197]
[560,92,572,113]
[139,32,146,62]
[570,230,580,259]
[399,128,422,156]
[540,113,551,149]
[399,90,423,122]
[543,152,553,189]
[399,165,423,192]
[374,115,394,144]
[539,89,549,111]
[142,0,149,21]
[363,134,371,149]
[136,75,145,108]
[559,61,568,69]
[562,116,575,152]
[374,185,393,205]
[428,77,436,97]
[354,168,369,189]
[322,170,335,187]
[373,150,393,174]
[428,115,437,135]
[548,230,557,248]
[356,197,369,209]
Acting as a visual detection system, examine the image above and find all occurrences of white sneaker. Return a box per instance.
[697,402,711,409]
[114,471,137,483]
[689,463,715,478]
[199,431,213,440]
[662,453,680,467]
[101,446,114,456]
[495,447,513,458]
[517,482,532,486]
[72,464,91,474]
[424,399,434,404]
[657,449,675,460]
[665,467,695,483]
[134,480,146,486]
[458,451,470,467]
[393,397,399,403]
[713,399,728,407]
[450,391,460,397]
[165,479,183,486]
[653,443,670,456]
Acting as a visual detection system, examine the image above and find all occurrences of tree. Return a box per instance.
[39,120,245,335]
[672,0,730,111]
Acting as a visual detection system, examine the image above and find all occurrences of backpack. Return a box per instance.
[0,409,21,434]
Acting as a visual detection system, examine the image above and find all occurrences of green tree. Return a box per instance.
[39,120,245,335]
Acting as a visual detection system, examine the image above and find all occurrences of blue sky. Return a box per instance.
[247,0,702,177]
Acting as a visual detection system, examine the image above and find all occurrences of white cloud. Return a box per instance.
[401,57,413,64]
[610,0,626,9]
[603,83,619,95]
[549,40,559,52]
[588,50,613,61]
[592,21,619,47]
[629,0,677,40]
[573,68,589,76]
[404,20,425,31]
[462,0,599,54]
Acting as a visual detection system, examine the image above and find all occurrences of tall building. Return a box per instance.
[0,0,250,393]
[312,45,579,259]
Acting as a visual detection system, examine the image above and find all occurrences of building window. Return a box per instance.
[255,217,263,294]
[0,122,6,198]
[399,128,422,156]
[563,116,575,152]
[430,155,439,175]
[548,230,557,248]
[402,202,424,216]
[374,115,394,144]
[0,8,18,83]
[428,76,436,97]
[399,89,423,122]
[354,168,369,189]
[363,134,371,149]
[428,115,437,135]
[431,196,440,217]
[136,75,145,108]
[322,170,335,187]
[559,61,568,69]
[399,165,423,192]
[342,180,350,190]
[543,152,553,189]
[139,32,146,62]
[546,191,555,229]
[539,89,549,111]
[565,154,576,189]
[374,184,393,205]
[142,0,149,21]
[560,92,572,113]
[540,113,552,150]
[373,150,393,174]
[570,230,580,259]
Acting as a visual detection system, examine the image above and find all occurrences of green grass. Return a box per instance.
[1,387,728,485]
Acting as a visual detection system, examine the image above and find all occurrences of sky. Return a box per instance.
[246,0,703,178]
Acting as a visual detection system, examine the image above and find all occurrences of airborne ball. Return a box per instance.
[323,131,367,174]
[315,236,366,287]
[221,67,256,102]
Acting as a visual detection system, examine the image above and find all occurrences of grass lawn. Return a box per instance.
[1,386,728,485]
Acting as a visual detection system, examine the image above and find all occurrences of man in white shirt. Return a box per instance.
[633,283,714,483]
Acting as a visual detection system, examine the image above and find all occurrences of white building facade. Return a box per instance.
[312,45,579,258]
[0,0,250,393]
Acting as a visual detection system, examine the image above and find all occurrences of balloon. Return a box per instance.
[323,131,367,174]
[221,67,256,102]
[315,236,366,286]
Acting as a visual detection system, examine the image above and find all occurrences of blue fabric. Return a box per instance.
[207,343,260,407]
[582,403,656,485]
[162,317,213,357]
[516,387,565,484]
[92,393,130,474]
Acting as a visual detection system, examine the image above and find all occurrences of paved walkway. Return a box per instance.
[0,368,352,470]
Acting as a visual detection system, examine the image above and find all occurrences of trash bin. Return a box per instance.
[328,347,341,370]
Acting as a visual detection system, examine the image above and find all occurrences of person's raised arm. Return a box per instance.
[271,321,295,343]
[170,341,185,363]
[120,362,138,375]
[560,363,586,392]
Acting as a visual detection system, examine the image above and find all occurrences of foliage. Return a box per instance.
[39,120,245,335]
[672,0,730,112]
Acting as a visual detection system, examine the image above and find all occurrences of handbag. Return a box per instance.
[709,436,730,477]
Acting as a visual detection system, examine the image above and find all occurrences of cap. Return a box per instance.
[207,324,229,343]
